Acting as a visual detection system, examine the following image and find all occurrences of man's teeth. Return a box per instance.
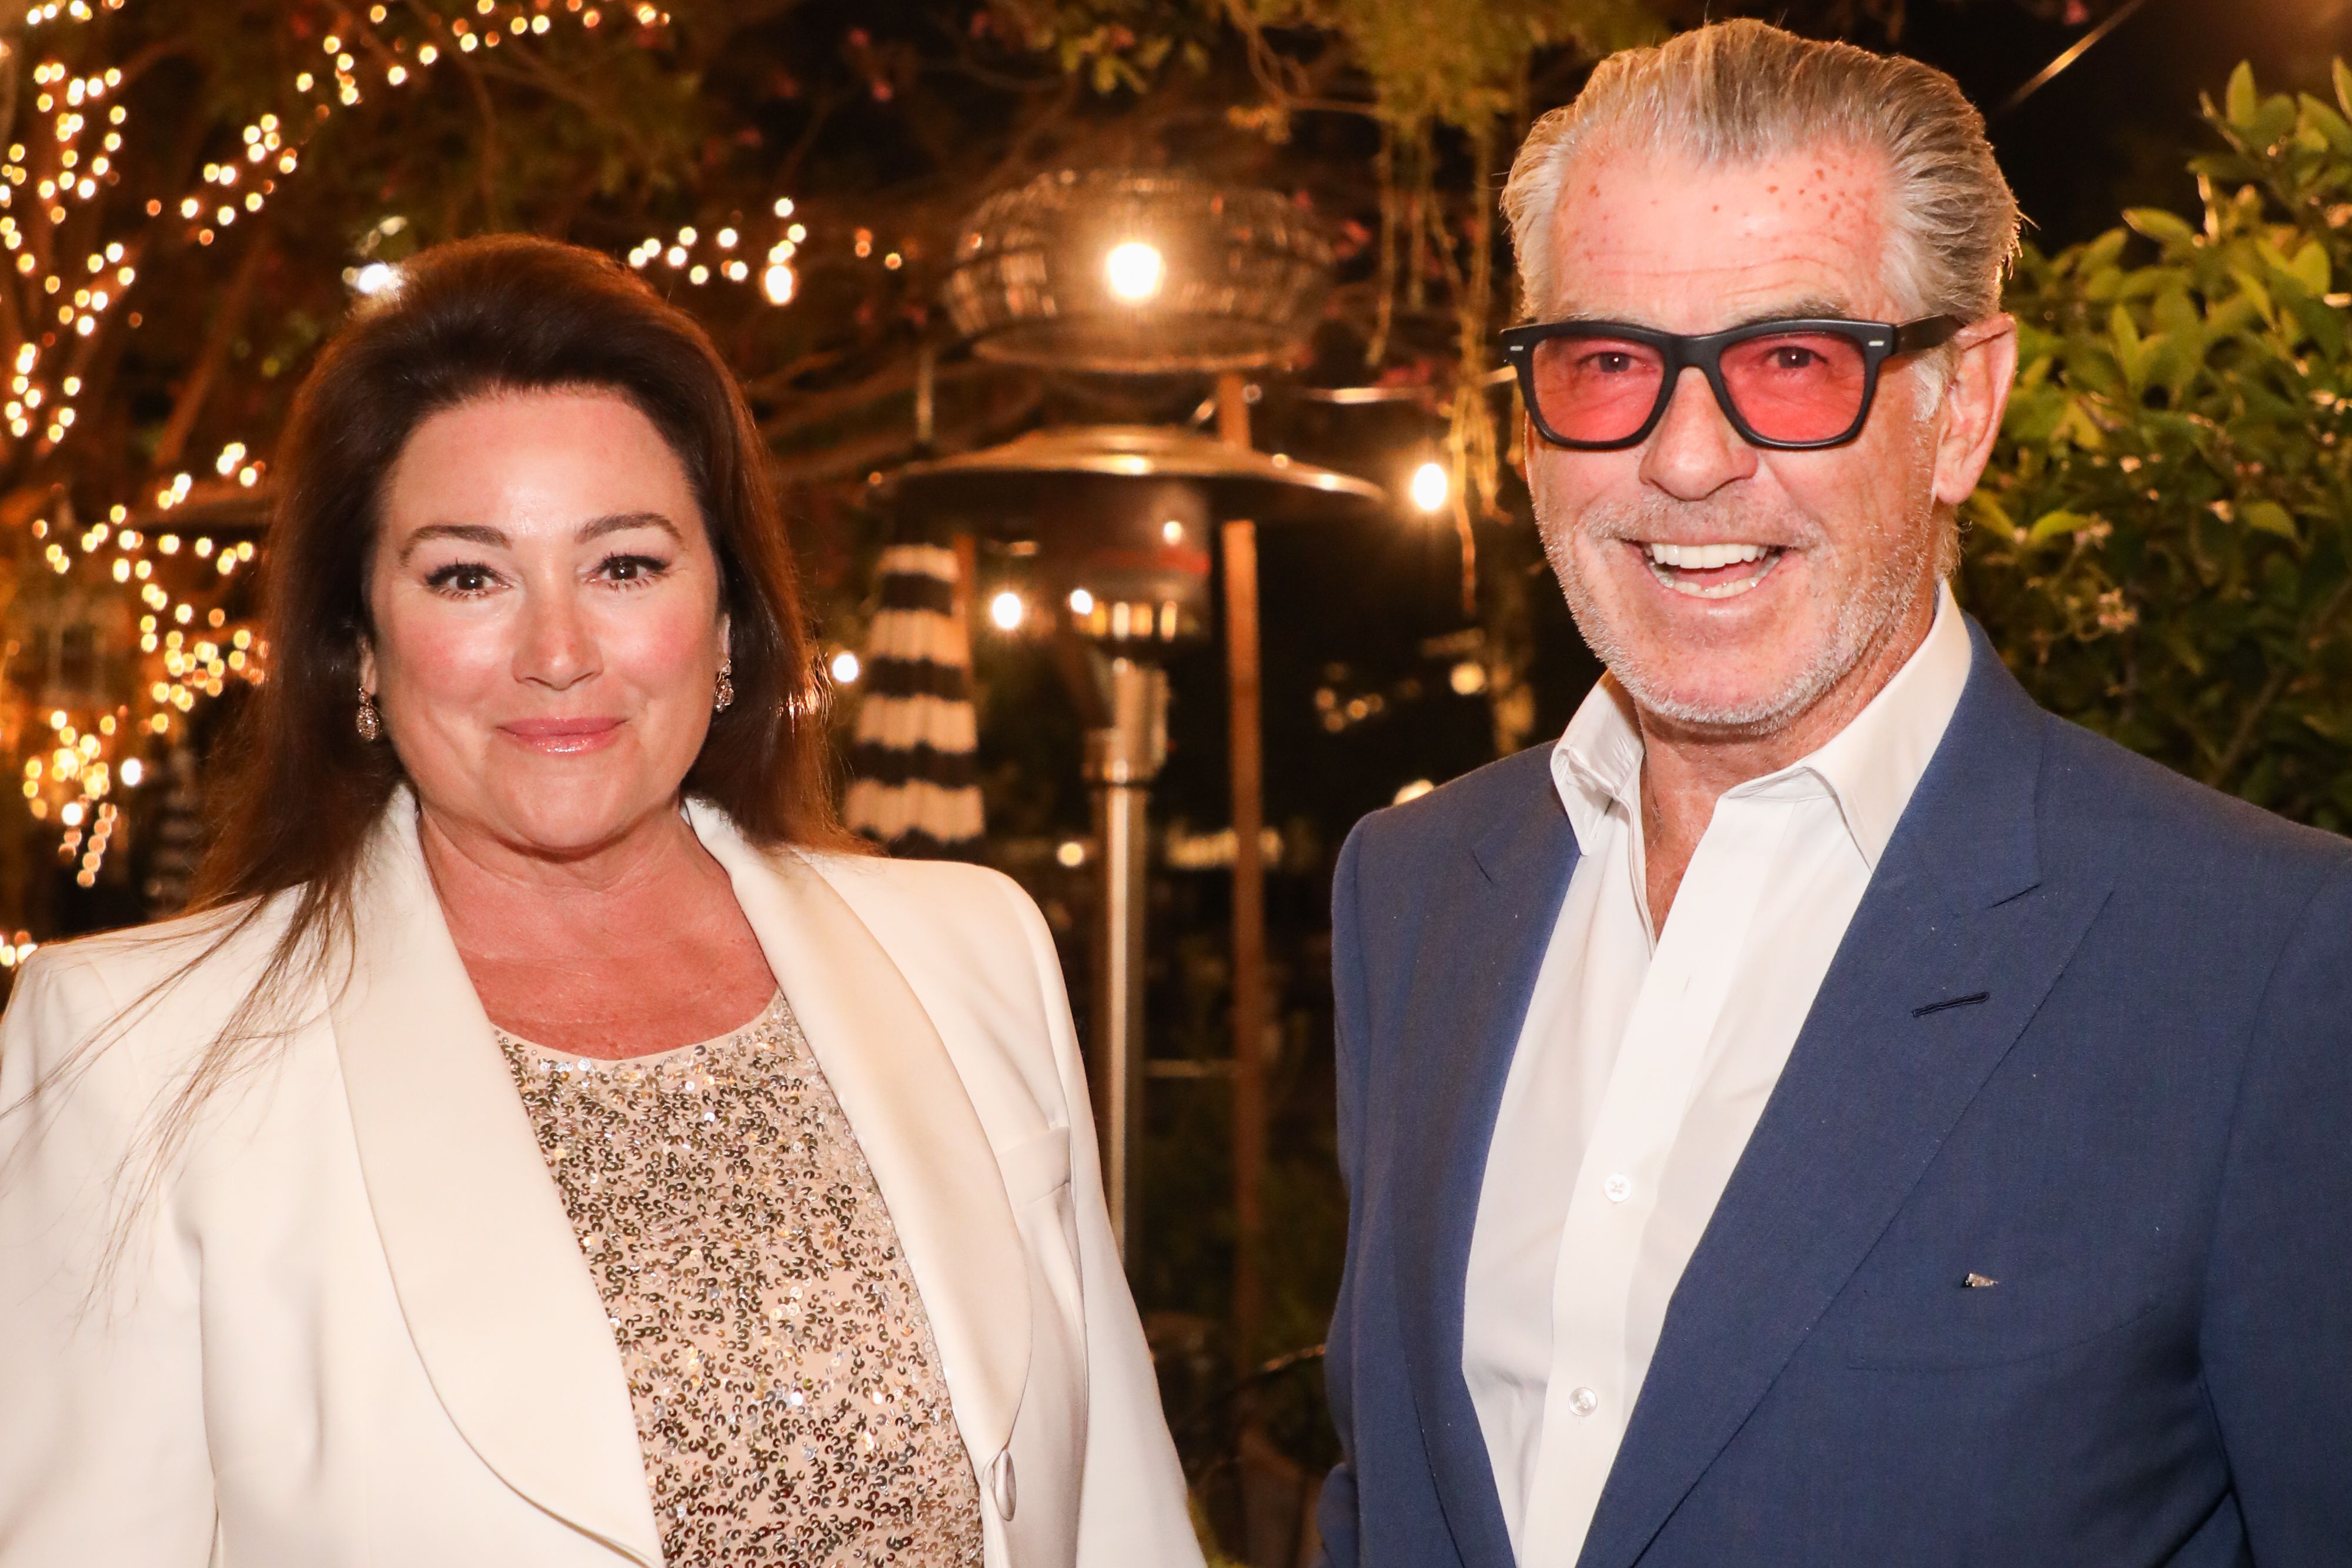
[1645,541,1771,569]
[1640,540,1780,599]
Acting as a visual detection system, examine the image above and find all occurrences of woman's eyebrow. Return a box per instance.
[578,510,682,544]
[396,512,681,566]
[397,521,506,564]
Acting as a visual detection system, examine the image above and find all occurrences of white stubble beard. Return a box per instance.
[1536,440,1945,738]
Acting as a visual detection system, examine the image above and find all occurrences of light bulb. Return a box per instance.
[1067,588,1095,616]
[988,590,1025,631]
[828,650,861,684]
[1411,460,1449,514]
[1104,240,1163,302]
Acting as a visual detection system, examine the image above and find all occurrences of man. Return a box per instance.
[1317,21,2351,1568]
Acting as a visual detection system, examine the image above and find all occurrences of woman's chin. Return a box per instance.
[451,781,679,861]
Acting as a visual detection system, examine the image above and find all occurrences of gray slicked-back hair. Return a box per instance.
[1502,19,2019,323]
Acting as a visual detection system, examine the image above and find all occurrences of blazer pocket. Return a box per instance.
[994,1126,1072,1208]
[1844,1262,2164,1370]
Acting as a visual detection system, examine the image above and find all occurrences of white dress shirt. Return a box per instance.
[1462,584,1973,1567]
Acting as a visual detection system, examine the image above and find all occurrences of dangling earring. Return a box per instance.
[713,657,735,714]
[355,682,383,742]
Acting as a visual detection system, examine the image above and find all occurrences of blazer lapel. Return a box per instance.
[332,797,663,1566]
[1577,626,2116,1568]
[1390,774,1581,1568]
[687,804,1033,1475]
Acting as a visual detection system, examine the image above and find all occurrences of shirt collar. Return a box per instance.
[1549,582,1973,871]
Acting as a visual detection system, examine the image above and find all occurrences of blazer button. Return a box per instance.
[990,1450,1018,1519]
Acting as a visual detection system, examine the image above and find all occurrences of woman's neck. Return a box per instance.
[419,798,778,1056]
[419,800,716,949]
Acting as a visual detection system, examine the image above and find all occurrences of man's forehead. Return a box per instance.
[1539,141,1900,326]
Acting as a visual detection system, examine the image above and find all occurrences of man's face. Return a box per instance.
[1525,141,2003,735]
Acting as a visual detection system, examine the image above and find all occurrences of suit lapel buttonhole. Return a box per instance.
[1911,991,1991,1019]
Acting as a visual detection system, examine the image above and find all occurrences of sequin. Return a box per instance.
[498,992,985,1567]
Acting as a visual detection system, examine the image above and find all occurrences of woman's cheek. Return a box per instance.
[392,603,513,700]
[604,597,720,697]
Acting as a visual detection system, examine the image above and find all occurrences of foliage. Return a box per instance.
[1963,61,2352,828]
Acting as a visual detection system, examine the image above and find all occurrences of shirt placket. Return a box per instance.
[1516,793,1792,1567]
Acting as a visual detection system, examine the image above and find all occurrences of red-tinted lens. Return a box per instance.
[1718,330,1869,443]
[1529,335,1667,445]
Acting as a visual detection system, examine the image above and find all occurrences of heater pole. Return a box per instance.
[1085,657,1165,1268]
[1218,373,1269,1380]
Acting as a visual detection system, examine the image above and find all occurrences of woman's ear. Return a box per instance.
[357,636,377,697]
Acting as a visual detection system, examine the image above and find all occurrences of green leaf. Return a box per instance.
[2226,61,2259,129]
[2335,56,2352,121]
[2252,94,2299,148]
[2080,228,2130,274]
[2289,240,2331,295]
[2298,94,2352,155]
[2125,207,2197,252]
[2029,508,2097,543]
[2243,500,2300,541]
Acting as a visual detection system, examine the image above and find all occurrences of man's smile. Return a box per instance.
[1628,539,1789,600]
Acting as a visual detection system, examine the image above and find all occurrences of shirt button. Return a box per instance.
[1569,1386,1599,1417]
[1604,1173,1633,1203]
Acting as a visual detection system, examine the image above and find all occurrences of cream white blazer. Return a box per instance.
[0,799,1201,1568]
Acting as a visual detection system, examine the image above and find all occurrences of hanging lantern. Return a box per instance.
[943,169,1334,375]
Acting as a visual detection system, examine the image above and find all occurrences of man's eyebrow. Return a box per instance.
[397,522,505,564]
[1726,296,1852,328]
[1541,297,1858,332]
[578,510,682,543]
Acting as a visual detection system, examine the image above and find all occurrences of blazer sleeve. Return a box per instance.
[1312,818,1372,1568]
[2200,855,2352,1563]
[1001,878,1205,1568]
[0,951,215,1566]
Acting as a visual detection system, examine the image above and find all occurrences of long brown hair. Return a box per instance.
[38,236,847,1264]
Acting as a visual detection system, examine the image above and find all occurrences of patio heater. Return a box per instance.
[889,165,1392,1298]
[890,426,1379,1265]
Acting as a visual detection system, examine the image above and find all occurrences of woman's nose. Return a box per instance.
[513,594,600,690]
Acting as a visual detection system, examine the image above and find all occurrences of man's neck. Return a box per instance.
[1636,586,1940,930]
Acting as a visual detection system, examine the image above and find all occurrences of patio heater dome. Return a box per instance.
[943,169,1333,375]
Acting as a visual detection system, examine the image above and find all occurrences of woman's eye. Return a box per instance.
[425,563,497,595]
[599,553,670,584]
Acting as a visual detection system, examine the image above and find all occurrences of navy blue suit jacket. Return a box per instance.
[1316,620,2352,1567]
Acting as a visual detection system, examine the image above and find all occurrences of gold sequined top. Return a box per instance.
[496,991,986,1567]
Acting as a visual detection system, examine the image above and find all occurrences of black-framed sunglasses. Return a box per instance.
[1500,315,1964,452]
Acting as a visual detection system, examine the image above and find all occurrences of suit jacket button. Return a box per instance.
[991,1450,1018,1519]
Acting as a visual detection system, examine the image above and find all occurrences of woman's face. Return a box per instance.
[363,387,729,858]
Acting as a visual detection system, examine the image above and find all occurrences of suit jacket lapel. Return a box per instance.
[332,797,663,1566]
[687,805,1033,1474]
[1391,774,1581,1568]
[1577,626,2116,1568]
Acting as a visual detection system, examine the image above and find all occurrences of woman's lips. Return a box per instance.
[497,717,624,754]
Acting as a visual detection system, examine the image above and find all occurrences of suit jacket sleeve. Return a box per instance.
[2200,856,2352,1562]
[1314,818,1374,1568]
[1000,876,1205,1568]
[0,952,215,1566]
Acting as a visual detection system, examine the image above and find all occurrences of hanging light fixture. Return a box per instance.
[943,169,1334,374]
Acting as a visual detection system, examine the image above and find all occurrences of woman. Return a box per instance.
[0,236,1201,1568]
